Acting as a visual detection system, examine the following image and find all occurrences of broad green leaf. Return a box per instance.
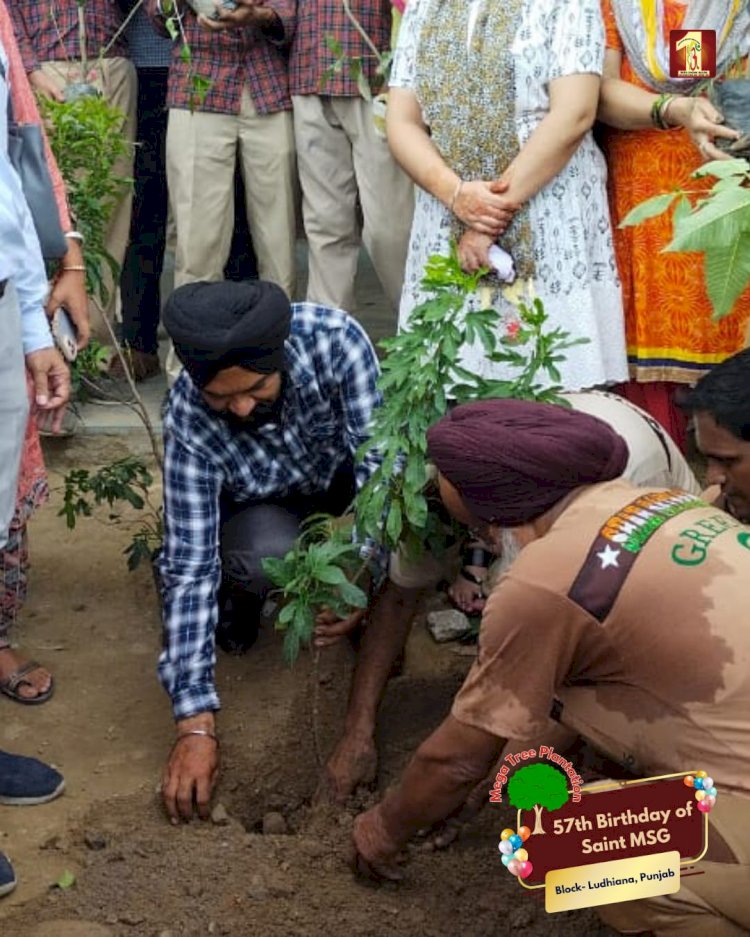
[667,185,750,252]
[619,192,680,227]
[261,556,291,586]
[693,158,750,180]
[704,234,750,320]
[385,501,403,546]
[356,67,372,101]
[315,564,349,586]
[338,580,368,608]
[279,602,299,626]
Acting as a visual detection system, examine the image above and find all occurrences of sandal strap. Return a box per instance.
[5,661,43,692]
[458,568,484,588]
[462,546,493,569]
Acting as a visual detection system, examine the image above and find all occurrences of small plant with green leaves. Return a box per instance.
[261,516,366,663]
[264,246,588,663]
[160,0,214,110]
[60,456,163,571]
[39,94,131,308]
[321,0,395,98]
[620,157,750,321]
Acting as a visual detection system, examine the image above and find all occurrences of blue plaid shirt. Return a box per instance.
[158,303,382,720]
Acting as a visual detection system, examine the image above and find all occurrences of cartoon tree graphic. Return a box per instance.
[507,764,569,835]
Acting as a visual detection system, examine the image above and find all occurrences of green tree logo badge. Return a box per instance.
[507,764,570,835]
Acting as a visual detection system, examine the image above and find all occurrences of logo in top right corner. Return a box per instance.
[670,30,716,79]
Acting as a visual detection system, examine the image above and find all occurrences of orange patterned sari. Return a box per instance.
[601,0,750,385]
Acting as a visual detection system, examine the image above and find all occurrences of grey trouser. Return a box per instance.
[220,463,356,602]
[0,282,29,548]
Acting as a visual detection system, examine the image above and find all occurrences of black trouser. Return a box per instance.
[120,68,258,355]
[120,67,169,355]
[219,463,356,616]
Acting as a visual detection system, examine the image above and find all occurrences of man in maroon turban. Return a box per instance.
[426,398,629,528]
[318,394,700,806]
[348,399,750,937]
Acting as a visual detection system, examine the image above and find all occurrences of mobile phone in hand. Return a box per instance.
[51,307,78,362]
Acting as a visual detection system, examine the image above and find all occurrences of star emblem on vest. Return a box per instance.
[596,544,621,569]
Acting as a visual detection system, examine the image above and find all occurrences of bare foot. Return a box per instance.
[315,733,378,805]
[0,648,53,701]
[447,566,487,615]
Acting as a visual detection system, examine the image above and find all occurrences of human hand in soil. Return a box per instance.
[162,719,220,824]
[352,808,404,883]
[313,606,366,648]
[25,346,70,434]
[451,180,517,237]
[315,730,377,805]
[413,777,489,851]
[457,229,494,273]
[670,95,740,162]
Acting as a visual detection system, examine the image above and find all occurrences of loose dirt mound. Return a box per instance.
[0,482,614,937]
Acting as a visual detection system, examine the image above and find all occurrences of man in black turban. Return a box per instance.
[157,280,382,824]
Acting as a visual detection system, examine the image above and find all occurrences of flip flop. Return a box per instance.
[0,661,54,705]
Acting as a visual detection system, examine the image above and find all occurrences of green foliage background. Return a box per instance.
[39,95,131,307]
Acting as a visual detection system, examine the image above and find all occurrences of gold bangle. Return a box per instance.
[61,265,86,272]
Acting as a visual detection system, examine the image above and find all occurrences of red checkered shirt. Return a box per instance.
[10,0,128,72]
[148,0,294,115]
[290,0,393,97]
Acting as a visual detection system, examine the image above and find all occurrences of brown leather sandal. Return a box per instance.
[0,660,54,705]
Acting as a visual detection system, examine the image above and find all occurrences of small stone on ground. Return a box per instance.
[426,609,471,643]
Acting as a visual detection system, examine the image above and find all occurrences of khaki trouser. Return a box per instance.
[292,94,413,315]
[41,57,136,340]
[165,90,297,384]
[597,793,750,936]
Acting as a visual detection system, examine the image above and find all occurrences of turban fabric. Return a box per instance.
[163,280,292,388]
[427,399,630,526]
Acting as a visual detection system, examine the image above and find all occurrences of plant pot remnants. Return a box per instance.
[711,79,750,156]
[184,0,237,18]
[63,83,101,103]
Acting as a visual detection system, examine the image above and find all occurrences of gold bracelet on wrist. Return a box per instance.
[61,265,86,272]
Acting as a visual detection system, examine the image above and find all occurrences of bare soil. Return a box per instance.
[0,470,614,937]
